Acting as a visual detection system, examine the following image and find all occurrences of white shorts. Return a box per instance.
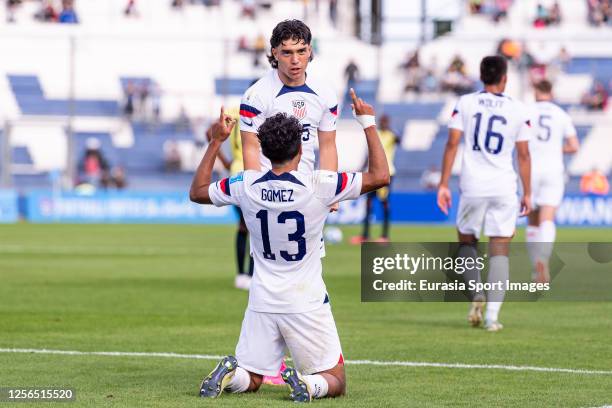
[457,195,518,239]
[532,172,564,208]
[235,303,343,376]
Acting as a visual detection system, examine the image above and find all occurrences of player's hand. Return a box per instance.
[520,194,531,216]
[329,202,339,213]
[211,106,236,142]
[437,185,452,215]
[350,88,375,117]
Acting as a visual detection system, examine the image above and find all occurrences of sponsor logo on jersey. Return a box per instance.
[229,172,243,184]
[292,99,307,119]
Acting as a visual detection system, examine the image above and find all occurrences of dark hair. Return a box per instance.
[534,79,553,93]
[267,19,313,68]
[480,55,508,85]
[257,113,302,165]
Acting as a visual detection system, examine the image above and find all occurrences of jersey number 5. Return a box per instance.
[256,210,306,262]
[472,113,506,154]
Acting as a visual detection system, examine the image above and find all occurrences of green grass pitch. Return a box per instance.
[0,224,610,407]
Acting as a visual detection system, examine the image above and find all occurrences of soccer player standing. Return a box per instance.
[240,19,338,176]
[190,90,389,401]
[526,80,579,283]
[437,56,532,332]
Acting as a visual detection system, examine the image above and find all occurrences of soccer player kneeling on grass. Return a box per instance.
[190,89,389,401]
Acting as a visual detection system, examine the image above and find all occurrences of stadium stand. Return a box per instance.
[0,0,610,192]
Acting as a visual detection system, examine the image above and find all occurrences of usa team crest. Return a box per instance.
[292,99,307,119]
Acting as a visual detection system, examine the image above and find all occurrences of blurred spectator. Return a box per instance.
[58,0,78,24]
[329,0,338,27]
[533,1,561,27]
[163,140,182,172]
[101,166,127,190]
[549,46,571,75]
[533,3,550,27]
[344,59,360,90]
[470,0,512,22]
[252,34,266,67]
[441,55,475,95]
[469,0,484,14]
[35,0,58,22]
[171,0,184,9]
[138,81,150,120]
[150,82,161,123]
[6,0,21,23]
[400,50,424,94]
[124,0,139,17]
[123,81,136,120]
[175,106,191,132]
[78,138,109,186]
[580,168,610,195]
[581,82,609,110]
[420,165,441,191]
[422,70,439,93]
[588,0,612,26]
[241,0,256,19]
[549,1,562,24]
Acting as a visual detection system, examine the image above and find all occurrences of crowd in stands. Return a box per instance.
[398,50,476,96]
[533,1,562,27]
[469,0,513,22]
[6,0,78,23]
[122,80,162,123]
[587,0,612,26]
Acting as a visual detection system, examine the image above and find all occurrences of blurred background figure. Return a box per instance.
[78,138,109,187]
[351,114,399,244]
[580,168,610,196]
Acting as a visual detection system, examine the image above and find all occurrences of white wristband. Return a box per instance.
[354,113,376,129]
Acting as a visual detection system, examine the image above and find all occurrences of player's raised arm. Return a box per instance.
[437,128,462,215]
[516,140,532,216]
[351,88,390,194]
[190,107,236,204]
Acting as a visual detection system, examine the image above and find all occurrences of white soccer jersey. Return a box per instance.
[239,70,338,174]
[449,91,533,197]
[209,170,362,313]
[529,101,576,175]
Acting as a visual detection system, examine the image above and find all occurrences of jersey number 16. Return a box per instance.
[472,113,506,155]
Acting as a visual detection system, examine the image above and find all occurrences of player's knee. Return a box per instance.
[247,373,263,392]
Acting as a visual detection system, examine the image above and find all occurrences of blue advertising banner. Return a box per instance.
[23,191,237,223]
[19,191,611,226]
[0,189,18,223]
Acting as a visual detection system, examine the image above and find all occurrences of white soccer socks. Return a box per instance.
[538,221,556,260]
[303,374,329,398]
[225,366,250,393]
[485,255,509,324]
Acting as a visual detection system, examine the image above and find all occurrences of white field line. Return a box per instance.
[1,348,611,376]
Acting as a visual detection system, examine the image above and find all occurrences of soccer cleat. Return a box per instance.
[263,359,287,386]
[281,366,312,403]
[199,355,238,398]
[484,320,504,332]
[375,236,390,243]
[350,235,368,245]
[467,297,486,327]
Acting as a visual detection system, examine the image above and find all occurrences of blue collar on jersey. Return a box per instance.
[251,170,306,187]
[276,83,318,98]
[479,90,506,98]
